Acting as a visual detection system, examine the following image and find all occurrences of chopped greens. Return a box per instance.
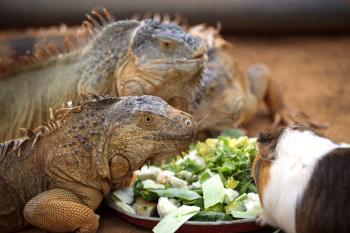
[109,135,262,233]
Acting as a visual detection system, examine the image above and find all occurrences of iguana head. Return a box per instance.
[115,19,207,96]
[97,95,196,184]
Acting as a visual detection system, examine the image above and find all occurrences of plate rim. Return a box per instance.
[107,200,257,226]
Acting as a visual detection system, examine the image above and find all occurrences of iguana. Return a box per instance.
[0,10,206,141]
[0,95,195,233]
[151,23,326,135]
[0,10,323,141]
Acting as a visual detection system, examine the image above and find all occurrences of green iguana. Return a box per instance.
[0,10,323,141]
[0,10,206,141]
[0,95,195,233]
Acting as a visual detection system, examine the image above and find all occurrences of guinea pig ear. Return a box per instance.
[257,132,275,145]
[256,128,284,161]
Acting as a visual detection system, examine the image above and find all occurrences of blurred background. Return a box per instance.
[1,0,350,55]
[1,0,350,32]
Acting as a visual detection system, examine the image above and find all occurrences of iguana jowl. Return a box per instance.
[0,10,206,141]
[0,95,195,233]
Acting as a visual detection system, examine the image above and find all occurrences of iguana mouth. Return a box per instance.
[139,56,205,72]
[141,132,194,141]
[147,145,189,165]
[144,132,194,165]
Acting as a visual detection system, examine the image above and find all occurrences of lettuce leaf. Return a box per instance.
[153,205,200,233]
[150,188,201,200]
[202,174,225,208]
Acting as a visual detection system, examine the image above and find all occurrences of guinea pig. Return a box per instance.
[253,123,350,233]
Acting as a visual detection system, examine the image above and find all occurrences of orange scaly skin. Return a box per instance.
[0,95,195,233]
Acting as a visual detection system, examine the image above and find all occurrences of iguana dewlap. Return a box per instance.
[0,95,195,233]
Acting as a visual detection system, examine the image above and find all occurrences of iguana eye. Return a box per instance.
[160,40,175,50]
[142,115,155,125]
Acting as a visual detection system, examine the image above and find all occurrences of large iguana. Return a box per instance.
[0,95,195,233]
[0,10,206,141]
[0,10,322,141]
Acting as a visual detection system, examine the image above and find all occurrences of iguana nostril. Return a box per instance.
[185,119,192,128]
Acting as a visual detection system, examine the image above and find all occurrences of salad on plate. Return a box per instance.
[109,135,262,233]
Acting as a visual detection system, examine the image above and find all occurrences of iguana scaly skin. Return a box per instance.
[0,95,195,233]
[0,10,206,141]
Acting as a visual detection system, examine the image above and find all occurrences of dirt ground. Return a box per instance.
[18,34,350,232]
[233,35,350,142]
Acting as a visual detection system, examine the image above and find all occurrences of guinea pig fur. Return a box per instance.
[253,123,350,233]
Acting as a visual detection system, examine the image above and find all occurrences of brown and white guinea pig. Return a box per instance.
[253,123,350,233]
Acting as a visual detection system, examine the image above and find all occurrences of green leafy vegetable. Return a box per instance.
[153,205,200,233]
[231,210,257,219]
[202,174,225,208]
[142,179,165,189]
[149,188,202,201]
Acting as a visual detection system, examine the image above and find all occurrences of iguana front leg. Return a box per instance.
[246,64,327,128]
[23,189,100,233]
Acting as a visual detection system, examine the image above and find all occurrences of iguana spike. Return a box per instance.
[103,8,114,22]
[20,128,32,139]
[80,92,103,103]
[55,106,82,120]
[33,47,47,61]
[49,108,54,120]
[143,12,152,20]
[131,14,141,21]
[162,14,171,24]
[82,21,95,36]
[92,10,108,26]
[153,14,161,22]
[1,142,10,159]
[216,22,222,34]
[63,35,72,52]
[173,14,182,24]
[47,42,61,55]
[86,14,102,31]
[63,34,80,52]
[31,132,42,149]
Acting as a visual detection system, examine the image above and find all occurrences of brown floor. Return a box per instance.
[18,34,350,232]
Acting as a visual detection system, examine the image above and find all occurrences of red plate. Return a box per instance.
[107,201,267,233]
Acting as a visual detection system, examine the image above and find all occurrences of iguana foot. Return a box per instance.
[246,63,328,129]
[23,189,99,233]
[271,105,329,129]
